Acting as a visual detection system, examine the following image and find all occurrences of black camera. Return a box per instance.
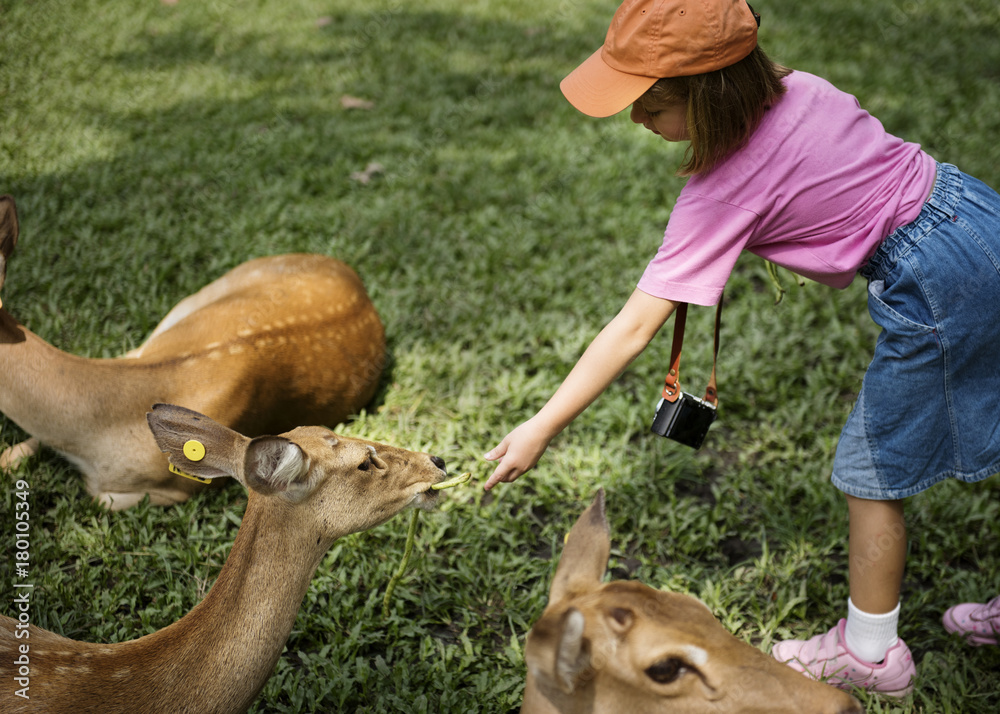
[650,393,717,449]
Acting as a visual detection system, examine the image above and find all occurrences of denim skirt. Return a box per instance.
[832,163,1000,500]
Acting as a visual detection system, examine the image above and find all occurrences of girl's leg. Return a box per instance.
[772,494,916,696]
[845,495,906,663]
[847,495,906,613]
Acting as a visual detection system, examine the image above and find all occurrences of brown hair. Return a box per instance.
[639,46,792,176]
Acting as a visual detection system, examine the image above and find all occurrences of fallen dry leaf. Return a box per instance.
[350,162,385,185]
[340,95,375,110]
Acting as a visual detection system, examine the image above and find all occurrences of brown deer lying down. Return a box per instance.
[521,490,863,714]
[0,404,448,713]
[0,195,385,509]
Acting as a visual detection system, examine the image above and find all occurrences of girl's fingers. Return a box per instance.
[484,434,512,462]
[483,470,503,491]
[483,461,517,491]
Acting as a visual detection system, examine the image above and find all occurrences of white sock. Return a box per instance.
[844,598,900,663]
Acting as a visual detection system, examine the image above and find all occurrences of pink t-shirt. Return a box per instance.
[636,71,937,306]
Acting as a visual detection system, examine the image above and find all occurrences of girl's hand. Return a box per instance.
[482,291,677,492]
[482,419,554,491]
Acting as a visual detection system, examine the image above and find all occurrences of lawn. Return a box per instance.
[2,0,999,711]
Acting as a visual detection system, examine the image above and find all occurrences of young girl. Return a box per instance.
[483,0,1000,696]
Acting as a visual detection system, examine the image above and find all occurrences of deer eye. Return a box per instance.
[645,658,686,684]
[357,459,370,471]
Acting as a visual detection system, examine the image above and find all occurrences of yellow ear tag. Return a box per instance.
[183,440,206,461]
[169,440,210,483]
[169,462,211,484]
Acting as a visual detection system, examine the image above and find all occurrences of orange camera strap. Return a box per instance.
[661,297,723,406]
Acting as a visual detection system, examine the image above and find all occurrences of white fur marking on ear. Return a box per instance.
[564,608,585,641]
[556,609,587,693]
[682,644,708,667]
[270,446,306,487]
[365,444,387,470]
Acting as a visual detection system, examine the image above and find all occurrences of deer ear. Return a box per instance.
[549,489,610,603]
[0,195,19,293]
[554,608,591,694]
[146,403,249,483]
[242,435,308,497]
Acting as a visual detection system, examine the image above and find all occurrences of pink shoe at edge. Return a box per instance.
[943,596,1000,646]
[771,619,915,697]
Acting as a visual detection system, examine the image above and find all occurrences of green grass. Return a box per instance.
[2,0,999,711]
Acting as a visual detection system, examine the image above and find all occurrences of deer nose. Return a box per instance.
[430,455,446,470]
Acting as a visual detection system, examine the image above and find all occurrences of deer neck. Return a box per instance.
[188,493,324,643]
[3,495,329,713]
[108,494,325,712]
[0,310,172,451]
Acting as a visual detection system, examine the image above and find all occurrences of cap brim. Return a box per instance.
[560,47,659,118]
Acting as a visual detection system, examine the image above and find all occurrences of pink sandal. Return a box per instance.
[943,596,1000,646]
[772,619,915,697]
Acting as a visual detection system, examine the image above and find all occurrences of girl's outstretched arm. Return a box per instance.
[483,289,677,490]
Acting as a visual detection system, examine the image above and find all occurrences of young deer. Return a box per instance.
[0,195,385,509]
[521,490,864,714]
[0,403,448,713]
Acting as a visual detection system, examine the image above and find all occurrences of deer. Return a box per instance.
[521,490,864,714]
[0,403,449,713]
[0,194,386,509]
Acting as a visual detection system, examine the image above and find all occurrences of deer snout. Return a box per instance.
[428,456,448,491]
[425,455,448,489]
[411,454,448,505]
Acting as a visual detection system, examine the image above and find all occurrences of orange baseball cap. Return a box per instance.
[561,0,760,117]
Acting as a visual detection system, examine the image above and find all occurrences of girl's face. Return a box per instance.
[629,100,689,142]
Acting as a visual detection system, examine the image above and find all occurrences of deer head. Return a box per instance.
[146,403,447,543]
[521,490,863,714]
